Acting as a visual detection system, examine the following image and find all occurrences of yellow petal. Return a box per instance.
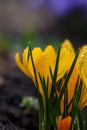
[35,54,50,77]
[22,47,35,81]
[35,45,57,97]
[62,39,75,56]
[78,47,87,86]
[32,47,43,61]
[44,45,56,60]
[77,45,87,109]
[57,57,69,80]
[59,47,78,113]
[80,66,87,86]
[79,45,87,55]
[35,53,52,97]
[28,47,43,78]
[79,84,87,109]
[23,47,29,66]
[60,64,79,113]
[35,55,49,99]
[15,53,31,77]
[44,45,56,74]
[68,63,79,104]
[57,47,75,81]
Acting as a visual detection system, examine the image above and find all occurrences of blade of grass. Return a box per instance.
[50,44,61,99]
[39,73,52,130]
[63,85,68,118]
[29,44,38,88]
[70,105,78,130]
[84,108,87,130]
[70,79,83,130]
[39,73,58,129]
[77,79,82,104]
[77,106,84,130]
[74,120,79,130]
[73,79,82,106]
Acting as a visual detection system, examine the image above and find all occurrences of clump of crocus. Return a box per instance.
[15,40,74,100]
[15,39,87,130]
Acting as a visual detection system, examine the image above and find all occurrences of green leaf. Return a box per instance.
[72,79,82,109]
[70,105,78,130]
[84,108,87,130]
[74,120,79,130]
[39,73,52,130]
[29,44,38,88]
[77,106,84,130]
[50,44,61,99]
[75,79,82,104]
[63,85,68,118]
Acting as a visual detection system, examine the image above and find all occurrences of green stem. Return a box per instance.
[39,101,46,130]
[39,99,44,130]
[39,100,52,130]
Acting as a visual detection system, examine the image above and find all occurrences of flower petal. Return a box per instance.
[57,47,75,81]
[44,45,56,73]
[78,46,87,86]
[57,116,71,130]
[15,53,31,77]
[68,63,79,104]
[35,53,52,97]
[79,84,87,109]
[79,45,87,55]
[59,47,78,112]
[23,47,29,66]
[77,45,87,109]
[62,39,75,55]
[33,46,56,97]
[28,47,43,78]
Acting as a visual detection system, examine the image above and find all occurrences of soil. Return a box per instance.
[0,54,39,130]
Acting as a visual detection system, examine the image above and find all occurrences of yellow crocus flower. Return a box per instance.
[78,45,87,109]
[60,40,78,112]
[15,43,73,100]
[61,41,87,111]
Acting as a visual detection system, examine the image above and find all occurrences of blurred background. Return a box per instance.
[0,1,87,129]
[0,0,87,59]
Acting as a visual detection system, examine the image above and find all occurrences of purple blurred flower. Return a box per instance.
[23,0,87,17]
[46,0,87,17]
[47,0,78,16]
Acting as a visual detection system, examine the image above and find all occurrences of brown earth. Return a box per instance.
[0,54,38,130]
